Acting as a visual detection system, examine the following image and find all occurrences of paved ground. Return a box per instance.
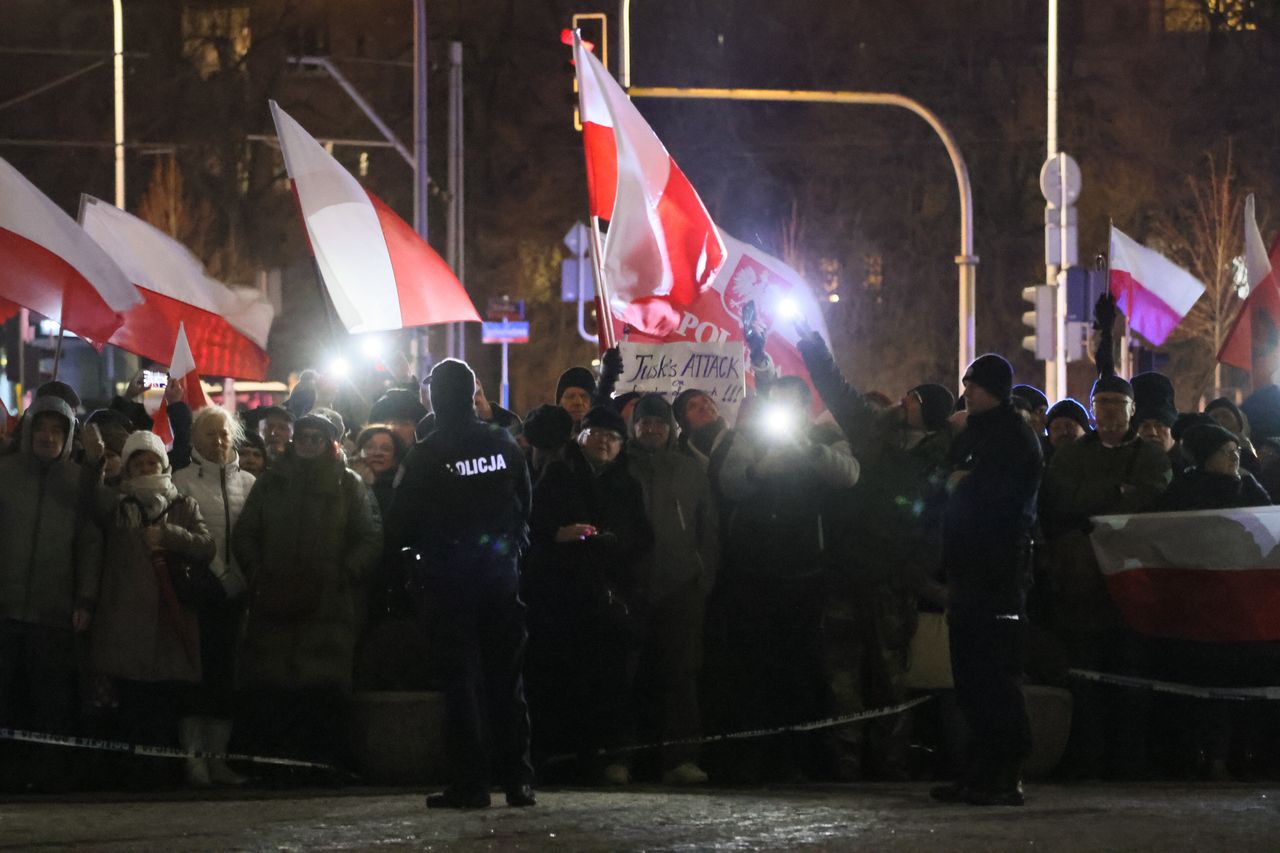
[2,783,1279,851]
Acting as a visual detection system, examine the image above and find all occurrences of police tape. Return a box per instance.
[550,695,935,763]
[1067,669,1280,701]
[0,726,338,771]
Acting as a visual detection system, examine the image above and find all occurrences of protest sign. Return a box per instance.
[617,340,745,420]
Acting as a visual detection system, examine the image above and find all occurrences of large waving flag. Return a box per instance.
[0,157,140,341]
[616,229,829,404]
[79,196,273,379]
[1108,226,1206,347]
[574,33,726,338]
[1091,506,1280,643]
[152,322,210,447]
[270,101,480,333]
[1219,193,1280,372]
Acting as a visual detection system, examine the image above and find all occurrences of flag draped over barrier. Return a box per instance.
[1090,505,1280,643]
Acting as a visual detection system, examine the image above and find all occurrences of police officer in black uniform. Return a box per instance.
[930,353,1042,807]
[386,358,535,809]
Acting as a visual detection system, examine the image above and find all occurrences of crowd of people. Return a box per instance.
[2,293,1279,808]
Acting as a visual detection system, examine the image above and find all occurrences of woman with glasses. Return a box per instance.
[523,405,653,785]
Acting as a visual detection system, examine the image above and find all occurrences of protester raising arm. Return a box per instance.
[593,346,624,409]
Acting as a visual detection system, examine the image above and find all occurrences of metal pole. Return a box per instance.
[413,0,430,371]
[628,86,976,382]
[1044,0,1065,401]
[588,216,617,350]
[16,308,27,414]
[619,0,632,88]
[500,341,510,410]
[294,57,414,167]
[446,41,466,361]
[112,0,125,209]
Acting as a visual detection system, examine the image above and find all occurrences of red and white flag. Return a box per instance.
[1090,505,1280,643]
[0,157,140,341]
[1218,193,1280,373]
[615,229,830,408]
[152,322,210,447]
[79,196,274,379]
[574,33,726,338]
[270,102,480,333]
[1108,225,1205,347]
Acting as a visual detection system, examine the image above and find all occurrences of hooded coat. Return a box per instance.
[232,451,383,692]
[173,448,255,599]
[0,396,103,628]
[626,404,719,604]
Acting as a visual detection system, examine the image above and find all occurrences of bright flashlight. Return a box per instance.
[776,296,802,320]
[327,356,352,379]
[360,336,384,360]
[761,403,798,439]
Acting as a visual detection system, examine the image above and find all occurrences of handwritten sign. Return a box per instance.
[617,341,746,420]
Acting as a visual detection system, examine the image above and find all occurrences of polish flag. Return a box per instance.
[0,157,140,341]
[1218,194,1280,373]
[1091,505,1280,643]
[1108,226,1206,347]
[574,33,726,338]
[79,196,274,380]
[616,229,830,409]
[152,322,210,447]
[269,102,480,333]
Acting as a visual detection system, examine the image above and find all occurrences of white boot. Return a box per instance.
[204,718,248,786]
[179,716,211,787]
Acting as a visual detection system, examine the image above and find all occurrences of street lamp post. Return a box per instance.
[627,86,977,384]
[112,0,124,209]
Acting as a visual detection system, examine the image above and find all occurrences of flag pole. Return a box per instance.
[587,215,616,350]
[51,327,65,380]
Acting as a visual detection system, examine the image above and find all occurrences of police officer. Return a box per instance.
[386,358,535,809]
[930,354,1042,807]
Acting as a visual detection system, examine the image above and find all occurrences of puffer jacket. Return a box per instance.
[91,491,215,683]
[0,396,102,628]
[232,450,383,692]
[173,448,255,599]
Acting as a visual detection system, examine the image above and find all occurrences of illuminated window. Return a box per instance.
[182,4,251,79]
[358,151,369,178]
[1164,0,1256,32]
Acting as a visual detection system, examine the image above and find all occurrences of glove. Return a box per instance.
[1093,291,1117,332]
[601,346,624,376]
[744,323,767,361]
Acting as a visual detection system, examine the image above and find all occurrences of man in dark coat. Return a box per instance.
[386,359,535,809]
[931,354,1042,806]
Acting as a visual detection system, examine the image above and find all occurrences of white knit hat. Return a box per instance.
[120,430,170,473]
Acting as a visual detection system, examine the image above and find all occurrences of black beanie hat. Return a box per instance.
[1172,411,1214,443]
[1046,398,1091,432]
[556,367,596,403]
[429,358,477,419]
[962,354,1013,401]
[522,404,573,451]
[909,384,955,432]
[631,393,677,437]
[1182,423,1239,468]
[1012,384,1049,412]
[1205,397,1247,433]
[580,404,628,438]
[1132,372,1177,427]
[1091,374,1134,400]
[370,388,428,424]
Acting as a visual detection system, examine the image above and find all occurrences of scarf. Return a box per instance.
[119,474,180,526]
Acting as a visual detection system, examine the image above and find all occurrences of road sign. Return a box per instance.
[564,221,590,258]
[486,297,525,322]
[561,258,587,302]
[482,321,530,344]
[1039,153,1081,207]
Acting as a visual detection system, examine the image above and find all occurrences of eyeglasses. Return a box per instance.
[1214,446,1242,459]
[294,431,328,445]
[583,429,623,444]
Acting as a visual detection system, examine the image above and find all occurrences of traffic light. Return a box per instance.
[564,13,608,130]
[1022,284,1057,360]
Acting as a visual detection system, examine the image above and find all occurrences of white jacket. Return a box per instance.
[173,449,255,599]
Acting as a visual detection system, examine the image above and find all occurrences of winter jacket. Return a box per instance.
[0,396,103,629]
[626,441,719,603]
[526,452,654,626]
[942,401,1043,617]
[173,448,255,599]
[90,491,215,683]
[1157,468,1271,511]
[1040,432,1172,539]
[232,451,383,692]
[718,418,860,580]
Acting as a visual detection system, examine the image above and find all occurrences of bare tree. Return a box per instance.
[1161,146,1247,399]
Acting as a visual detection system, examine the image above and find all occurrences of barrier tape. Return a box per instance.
[1067,669,1280,702]
[0,726,338,771]
[549,695,934,763]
